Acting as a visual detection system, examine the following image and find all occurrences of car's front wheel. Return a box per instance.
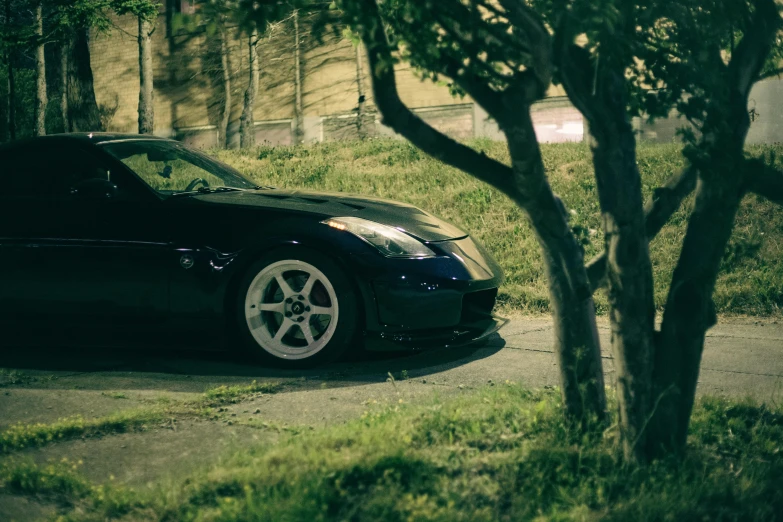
[236,248,359,367]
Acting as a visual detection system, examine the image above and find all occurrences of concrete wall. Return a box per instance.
[89,11,783,148]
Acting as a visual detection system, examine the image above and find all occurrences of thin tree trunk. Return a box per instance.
[60,40,69,132]
[293,9,304,144]
[240,28,259,149]
[5,53,14,141]
[67,28,102,132]
[34,2,47,137]
[355,42,366,139]
[4,0,15,141]
[138,16,154,135]
[218,18,231,149]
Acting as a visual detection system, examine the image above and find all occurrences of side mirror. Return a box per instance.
[70,178,119,199]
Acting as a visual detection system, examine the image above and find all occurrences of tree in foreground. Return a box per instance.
[340,0,609,431]
[338,0,783,462]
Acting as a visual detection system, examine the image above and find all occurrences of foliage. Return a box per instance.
[109,0,159,22]
[3,384,781,520]
[214,140,783,317]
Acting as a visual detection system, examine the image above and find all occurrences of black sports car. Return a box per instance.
[0,134,505,367]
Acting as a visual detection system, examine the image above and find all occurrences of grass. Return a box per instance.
[202,380,282,406]
[0,380,282,453]
[213,139,783,316]
[0,409,166,454]
[2,384,781,521]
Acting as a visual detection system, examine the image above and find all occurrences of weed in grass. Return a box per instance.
[201,380,282,406]
[213,140,783,316]
[0,458,92,502]
[100,392,128,400]
[0,368,32,387]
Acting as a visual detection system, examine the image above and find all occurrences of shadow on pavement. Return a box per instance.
[0,334,506,393]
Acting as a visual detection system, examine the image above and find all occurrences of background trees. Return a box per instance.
[0,0,159,138]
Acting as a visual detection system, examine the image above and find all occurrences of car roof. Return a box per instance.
[0,133,173,152]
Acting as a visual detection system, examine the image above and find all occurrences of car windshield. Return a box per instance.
[100,139,259,196]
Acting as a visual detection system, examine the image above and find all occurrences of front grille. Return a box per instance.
[460,288,498,323]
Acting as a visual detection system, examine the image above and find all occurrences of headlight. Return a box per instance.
[322,217,435,258]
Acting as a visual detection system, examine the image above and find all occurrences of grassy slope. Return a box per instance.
[213,140,783,316]
[3,385,781,521]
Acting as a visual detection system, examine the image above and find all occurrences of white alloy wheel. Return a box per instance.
[243,259,339,360]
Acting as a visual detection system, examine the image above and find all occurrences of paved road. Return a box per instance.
[2,316,782,431]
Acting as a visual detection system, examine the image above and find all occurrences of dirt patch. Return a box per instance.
[0,388,196,431]
[0,493,56,522]
[22,419,275,490]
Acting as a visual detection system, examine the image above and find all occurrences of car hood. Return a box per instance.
[190,189,468,242]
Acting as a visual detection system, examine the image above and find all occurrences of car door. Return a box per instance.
[0,141,171,337]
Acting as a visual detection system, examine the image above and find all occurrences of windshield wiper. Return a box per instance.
[197,186,245,193]
[169,186,244,197]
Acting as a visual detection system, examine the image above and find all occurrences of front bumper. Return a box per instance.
[351,235,507,350]
[365,313,509,351]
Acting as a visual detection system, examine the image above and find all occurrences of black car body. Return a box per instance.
[0,134,505,364]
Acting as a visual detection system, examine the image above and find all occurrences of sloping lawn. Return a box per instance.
[213,140,783,316]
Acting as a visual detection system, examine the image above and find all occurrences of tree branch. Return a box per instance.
[728,0,782,99]
[496,0,552,88]
[758,67,783,82]
[745,158,783,206]
[553,15,598,125]
[586,165,698,291]
[355,0,515,195]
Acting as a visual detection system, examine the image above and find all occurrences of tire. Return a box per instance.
[235,247,360,368]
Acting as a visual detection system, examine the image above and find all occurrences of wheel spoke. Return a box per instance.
[273,318,294,342]
[301,274,318,299]
[300,324,315,345]
[259,302,285,313]
[275,275,295,298]
[310,305,333,317]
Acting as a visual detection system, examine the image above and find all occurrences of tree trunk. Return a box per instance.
[240,28,259,149]
[218,19,231,149]
[645,0,780,459]
[647,130,746,458]
[34,2,47,137]
[558,44,656,461]
[293,9,304,144]
[4,0,14,141]
[60,40,69,132]
[355,42,366,139]
[138,16,154,135]
[590,125,655,462]
[504,113,607,428]
[67,29,103,132]
[586,68,656,463]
